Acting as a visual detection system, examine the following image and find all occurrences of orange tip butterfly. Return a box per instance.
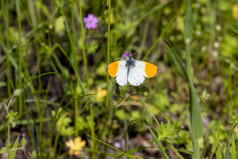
[106,53,159,86]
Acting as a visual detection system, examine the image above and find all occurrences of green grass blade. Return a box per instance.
[188,85,202,140]
[87,135,137,159]
[224,122,237,159]
[106,0,112,107]
[184,0,192,43]
[138,0,172,23]
[184,0,202,158]
[230,135,236,159]
[149,128,169,159]
[143,12,177,60]
[9,137,19,159]
[163,39,187,78]
[20,72,60,89]
[16,0,23,119]
[211,130,222,159]
[78,0,89,87]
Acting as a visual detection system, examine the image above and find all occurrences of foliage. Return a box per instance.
[0,0,238,158]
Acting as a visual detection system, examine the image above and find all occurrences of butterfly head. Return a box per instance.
[123,52,133,60]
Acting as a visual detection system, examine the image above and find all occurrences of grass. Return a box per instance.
[0,0,238,158]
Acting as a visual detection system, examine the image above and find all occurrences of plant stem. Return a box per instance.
[70,0,78,71]
[78,0,89,88]
[106,0,111,109]
[70,0,79,137]
[5,0,11,96]
[90,104,95,159]
[27,0,37,26]
[74,97,79,137]
[16,0,23,119]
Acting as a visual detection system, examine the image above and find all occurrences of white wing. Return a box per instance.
[128,60,146,86]
[116,61,128,86]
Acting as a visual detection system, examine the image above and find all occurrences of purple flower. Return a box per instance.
[124,52,131,60]
[114,142,121,149]
[114,139,125,149]
[84,14,98,29]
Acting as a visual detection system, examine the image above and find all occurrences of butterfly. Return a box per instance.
[106,53,159,86]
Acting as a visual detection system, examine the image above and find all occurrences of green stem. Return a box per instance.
[90,104,95,159]
[52,133,60,158]
[229,56,233,116]
[193,139,199,159]
[78,0,89,88]
[23,57,43,145]
[70,0,80,137]
[27,0,37,26]
[16,0,23,119]
[5,0,11,96]
[70,0,78,71]
[134,87,160,128]
[106,0,111,109]
[75,97,79,136]
[7,120,10,156]
[143,12,177,60]
[113,0,119,60]
[166,140,184,159]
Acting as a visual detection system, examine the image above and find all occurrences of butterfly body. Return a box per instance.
[106,54,159,86]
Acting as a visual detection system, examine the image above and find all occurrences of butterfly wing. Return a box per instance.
[128,61,146,86]
[115,61,128,86]
[107,60,128,86]
[107,59,158,86]
[107,61,120,77]
[128,60,159,86]
[144,62,159,78]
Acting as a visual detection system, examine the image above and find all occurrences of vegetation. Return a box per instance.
[0,0,238,158]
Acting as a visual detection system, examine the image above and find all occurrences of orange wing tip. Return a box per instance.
[145,62,159,78]
[107,61,119,77]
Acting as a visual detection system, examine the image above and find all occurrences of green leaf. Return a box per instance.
[55,16,65,34]
[231,135,236,159]
[9,137,19,159]
[184,0,202,158]
[6,110,18,124]
[56,111,74,136]
[157,122,176,141]
[86,41,99,54]
[31,151,37,158]
[189,85,202,140]
[130,111,140,121]
[0,147,7,154]
[21,137,27,147]
[115,110,127,121]
[212,129,222,159]
[77,116,89,131]
[35,1,50,17]
[6,143,13,149]
[184,0,192,43]
[0,81,7,87]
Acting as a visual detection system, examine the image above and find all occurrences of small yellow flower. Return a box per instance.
[95,87,107,103]
[232,4,238,20]
[65,137,86,156]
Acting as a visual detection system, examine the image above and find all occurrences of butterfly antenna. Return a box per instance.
[132,52,137,58]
